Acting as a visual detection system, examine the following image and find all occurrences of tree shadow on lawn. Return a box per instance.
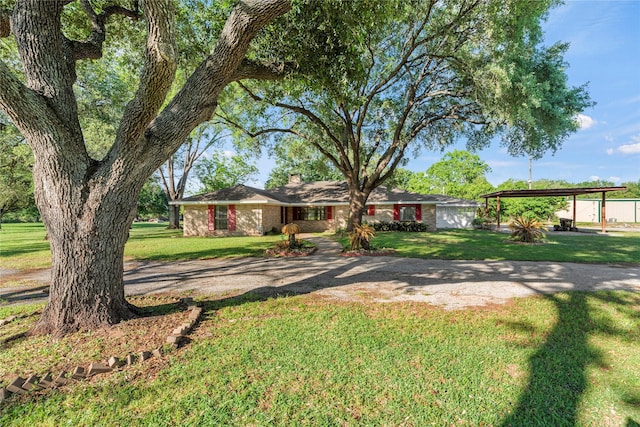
[500,291,597,426]
[500,289,640,426]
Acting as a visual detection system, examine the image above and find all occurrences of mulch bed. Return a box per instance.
[341,248,396,257]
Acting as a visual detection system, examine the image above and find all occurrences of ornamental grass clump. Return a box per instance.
[349,223,375,250]
[508,216,546,243]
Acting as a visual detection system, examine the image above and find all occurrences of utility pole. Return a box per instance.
[528,156,533,189]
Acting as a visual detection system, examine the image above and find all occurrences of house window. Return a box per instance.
[293,207,328,221]
[394,204,422,221]
[364,205,375,216]
[215,205,228,230]
[399,205,416,221]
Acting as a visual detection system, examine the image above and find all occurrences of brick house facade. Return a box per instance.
[174,181,479,237]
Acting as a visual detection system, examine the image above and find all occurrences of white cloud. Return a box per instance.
[222,150,235,157]
[604,135,614,143]
[617,142,640,155]
[606,148,614,155]
[576,113,596,130]
[608,176,621,183]
[589,175,600,181]
[613,134,640,155]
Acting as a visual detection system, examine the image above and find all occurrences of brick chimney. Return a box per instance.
[288,173,301,184]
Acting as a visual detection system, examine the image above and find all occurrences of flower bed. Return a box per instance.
[264,240,317,257]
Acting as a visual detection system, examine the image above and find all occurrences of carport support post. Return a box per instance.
[601,191,607,233]
[496,196,501,231]
[573,195,577,228]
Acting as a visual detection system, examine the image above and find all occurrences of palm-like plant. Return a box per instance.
[349,223,375,250]
[508,216,546,243]
[281,223,301,248]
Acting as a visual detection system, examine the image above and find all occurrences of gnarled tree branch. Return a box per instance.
[138,0,292,170]
[71,1,141,60]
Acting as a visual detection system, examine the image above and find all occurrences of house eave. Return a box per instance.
[170,199,279,206]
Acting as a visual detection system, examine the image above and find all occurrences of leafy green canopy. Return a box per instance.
[195,150,258,192]
[268,0,585,142]
[225,0,592,211]
[407,150,494,200]
[0,119,35,223]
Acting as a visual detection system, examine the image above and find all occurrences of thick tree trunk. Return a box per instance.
[347,185,372,250]
[31,154,142,336]
[167,204,181,229]
[346,186,367,231]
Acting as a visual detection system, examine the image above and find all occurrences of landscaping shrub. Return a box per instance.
[372,221,429,232]
[349,223,375,250]
[508,216,546,243]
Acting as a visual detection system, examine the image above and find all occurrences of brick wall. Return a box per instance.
[184,202,439,236]
[183,204,264,236]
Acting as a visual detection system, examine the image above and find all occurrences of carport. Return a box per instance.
[481,186,628,233]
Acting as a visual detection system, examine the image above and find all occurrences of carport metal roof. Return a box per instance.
[480,186,628,232]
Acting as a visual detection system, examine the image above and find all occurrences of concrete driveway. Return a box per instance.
[2,247,639,309]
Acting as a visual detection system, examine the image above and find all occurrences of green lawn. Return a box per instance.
[346,229,640,264]
[1,223,639,272]
[1,291,639,425]
[0,222,284,270]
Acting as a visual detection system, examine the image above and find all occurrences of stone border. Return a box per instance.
[0,315,18,327]
[0,298,202,405]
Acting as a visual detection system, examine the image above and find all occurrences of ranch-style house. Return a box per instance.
[172,177,481,237]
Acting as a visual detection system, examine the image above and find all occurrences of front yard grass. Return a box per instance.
[2,223,639,271]
[341,229,640,264]
[0,223,284,270]
[1,291,639,425]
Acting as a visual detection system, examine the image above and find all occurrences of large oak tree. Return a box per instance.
[0,0,291,335]
[223,0,592,230]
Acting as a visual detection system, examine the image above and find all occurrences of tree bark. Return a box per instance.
[168,204,181,229]
[32,185,139,335]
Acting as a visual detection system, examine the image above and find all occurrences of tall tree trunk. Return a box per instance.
[347,185,372,249]
[347,186,367,226]
[31,150,142,336]
[167,204,181,229]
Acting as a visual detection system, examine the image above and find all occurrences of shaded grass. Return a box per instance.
[343,229,640,264]
[1,291,638,425]
[0,223,284,270]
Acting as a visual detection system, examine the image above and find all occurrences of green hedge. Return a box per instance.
[371,221,429,232]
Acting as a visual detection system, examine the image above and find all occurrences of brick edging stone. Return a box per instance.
[0,297,202,405]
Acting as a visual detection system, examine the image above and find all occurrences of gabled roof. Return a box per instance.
[177,184,288,205]
[173,181,481,207]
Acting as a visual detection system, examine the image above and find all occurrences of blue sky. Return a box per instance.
[462,0,640,186]
[245,1,640,189]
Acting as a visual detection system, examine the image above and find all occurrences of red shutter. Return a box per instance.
[415,204,422,221]
[367,205,375,216]
[208,205,215,231]
[228,204,236,231]
[326,206,333,220]
[393,204,399,221]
